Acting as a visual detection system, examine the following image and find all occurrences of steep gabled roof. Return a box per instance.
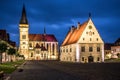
[62,20,88,46]
[29,34,57,42]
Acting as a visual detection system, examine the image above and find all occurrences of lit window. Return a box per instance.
[89,31,92,36]
[89,47,93,52]
[22,35,26,39]
[81,46,85,52]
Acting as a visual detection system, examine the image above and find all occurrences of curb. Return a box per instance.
[4,61,26,80]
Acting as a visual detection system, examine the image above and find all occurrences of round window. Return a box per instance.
[89,25,92,29]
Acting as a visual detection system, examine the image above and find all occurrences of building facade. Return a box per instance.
[19,6,58,60]
[0,29,16,63]
[60,17,104,63]
[104,43,113,59]
[111,38,120,58]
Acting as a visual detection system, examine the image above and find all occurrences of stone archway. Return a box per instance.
[88,56,94,63]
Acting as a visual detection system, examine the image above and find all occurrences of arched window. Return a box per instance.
[41,44,43,47]
[52,44,55,55]
[29,43,32,47]
[97,57,100,61]
[31,53,33,57]
[47,43,49,50]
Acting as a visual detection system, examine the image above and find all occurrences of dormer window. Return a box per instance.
[96,38,98,41]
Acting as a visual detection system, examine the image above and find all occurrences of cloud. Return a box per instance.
[0,0,120,45]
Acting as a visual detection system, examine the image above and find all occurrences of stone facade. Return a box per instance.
[111,38,120,58]
[60,17,104,63]
[19,6,58,60]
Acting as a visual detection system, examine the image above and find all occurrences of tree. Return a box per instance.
[117,53,120,58]
[0,42,7,64]
[8,48,16,62]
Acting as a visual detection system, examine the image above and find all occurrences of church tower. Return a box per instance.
[19,5,29,59]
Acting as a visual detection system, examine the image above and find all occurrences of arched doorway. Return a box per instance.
[88,56,94,63]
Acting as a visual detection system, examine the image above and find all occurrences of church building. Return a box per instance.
[60,15,104,63]
[19,6,58,60]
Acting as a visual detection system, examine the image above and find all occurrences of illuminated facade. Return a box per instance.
[60,16,104,63]
[19,6,58,60]
[111,38,120,58]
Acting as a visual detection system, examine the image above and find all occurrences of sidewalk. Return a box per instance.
[4,61,26,80]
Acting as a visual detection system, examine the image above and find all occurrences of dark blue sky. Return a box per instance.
[0,0,120,46]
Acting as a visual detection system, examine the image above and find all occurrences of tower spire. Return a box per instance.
[20,5,28,24]
[89,12,91,19]
[44,26,46,35]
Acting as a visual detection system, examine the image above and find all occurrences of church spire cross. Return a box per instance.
[20,5,28,24]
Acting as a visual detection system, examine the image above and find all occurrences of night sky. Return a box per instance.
[0,0,120,46]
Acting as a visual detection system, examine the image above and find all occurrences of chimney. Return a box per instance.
[71,25,75,33]
[77,22,80,29]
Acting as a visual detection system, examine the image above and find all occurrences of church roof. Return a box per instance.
[29,34,57,42]
[20,5,28,24]
[62,20,88,46]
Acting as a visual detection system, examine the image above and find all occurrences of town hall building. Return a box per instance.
[60,15,104,63]
[19,6,58,60]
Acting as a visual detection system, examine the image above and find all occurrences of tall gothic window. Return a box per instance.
[47,43,49,50]
[29,43,32,47]
[52,44,55,55]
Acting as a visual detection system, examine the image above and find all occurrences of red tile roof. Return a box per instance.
[29,34,57,42]
[62,20,88,46]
